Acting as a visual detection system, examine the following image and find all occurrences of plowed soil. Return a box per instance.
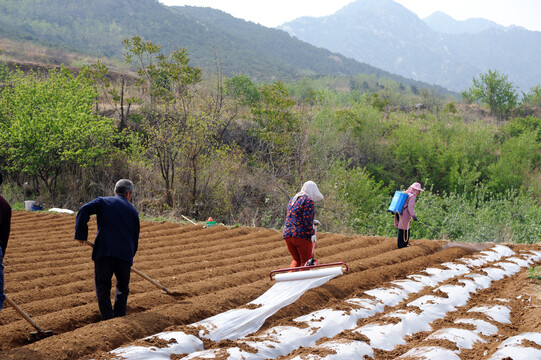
[0,211,539,359]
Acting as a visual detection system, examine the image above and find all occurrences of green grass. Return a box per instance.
[527,266,541,281]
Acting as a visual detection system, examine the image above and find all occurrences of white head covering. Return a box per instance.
[291,181,323,204]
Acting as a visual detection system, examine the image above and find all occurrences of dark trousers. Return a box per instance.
[397,228,410,249]
[0,247,4,311]
[94,256,131,320]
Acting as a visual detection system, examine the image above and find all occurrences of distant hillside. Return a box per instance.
[443,27,540,94]
[279,0,541,92]
[279,0,479,92]
[168,6,386,79]
[0,0,453,95]
[423,11,503,34]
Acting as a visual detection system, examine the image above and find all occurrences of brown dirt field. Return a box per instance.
[0,211,539,359]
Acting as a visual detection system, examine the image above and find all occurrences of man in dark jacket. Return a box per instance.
[74,179,140,320]
[0,173,12,311]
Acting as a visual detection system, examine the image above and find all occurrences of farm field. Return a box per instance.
[0,211,540,359]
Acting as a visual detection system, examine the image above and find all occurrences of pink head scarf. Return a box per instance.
[407,182,424,194]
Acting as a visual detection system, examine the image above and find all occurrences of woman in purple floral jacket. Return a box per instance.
[283,181,323,268]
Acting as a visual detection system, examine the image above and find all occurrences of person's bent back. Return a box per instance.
[74,179,140,320]
[75,193,139,264]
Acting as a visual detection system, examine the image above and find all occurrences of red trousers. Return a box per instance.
[284,237,313,268]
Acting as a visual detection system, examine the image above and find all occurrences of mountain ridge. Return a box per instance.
[279,0,541,92]
[423,11,503,34]
[279,0,477,91]
[0,0,453,95]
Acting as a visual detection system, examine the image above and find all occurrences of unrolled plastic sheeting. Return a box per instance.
[506,257,532,267]
[455,318,498,336]
[109,267,343,359]
[195,267,343,342]
[482,267,508,281]
[463,273,493,289]
[397,346,462,360]
[290,339,374,360]
[185,247,540,359]
[426,328,484,349]
[108,247,541,360]
[364,286,409,307]
[467,305,511,324]
[459,245,515,267]
[196,254,498,359]
[354,274,505,352]
[288,249,541,360]
[488,332,541,360]
[48,207,75,214]
[493,261,522,274]
[110,332,204,359]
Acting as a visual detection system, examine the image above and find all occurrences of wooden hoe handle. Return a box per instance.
[83,240,172,294]
[5,294,45,333]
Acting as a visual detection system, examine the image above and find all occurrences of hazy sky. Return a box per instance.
[158,0,541,31]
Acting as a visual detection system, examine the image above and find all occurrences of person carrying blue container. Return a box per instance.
[393,182,424,249]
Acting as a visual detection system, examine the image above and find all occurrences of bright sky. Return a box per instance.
[158,0,541,31]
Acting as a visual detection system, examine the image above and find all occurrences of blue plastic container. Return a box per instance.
[31,201,43,211]
[388,191,408,214]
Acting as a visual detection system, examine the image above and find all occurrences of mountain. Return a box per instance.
[443,27,540,93]
[0,0,368,78]
[423,11,503,34]
[279,0,541,92]
[0,0,452,95]
[168,6,385,80]
[279,0,479,92]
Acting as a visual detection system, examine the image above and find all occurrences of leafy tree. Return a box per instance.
[225,75,260,105]
[0,66,117,197]
[123,36,201,108]
[251,81,301,181]
[322,161,389,234]
[123,36,202,205]
[462,69,518,118]
[88,60,142,130]
[487,130,540,193]
[384,111,499,195]
[369,92,390,112]
[123,37,235,215]
[522,85,541,107]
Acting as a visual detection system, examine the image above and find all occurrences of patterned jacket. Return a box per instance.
[283,195,315,239]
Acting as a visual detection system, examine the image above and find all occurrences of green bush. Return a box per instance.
[337,184,541,244]
[320,161,390,235]
[405,187,540,243]
[487,130,541,193]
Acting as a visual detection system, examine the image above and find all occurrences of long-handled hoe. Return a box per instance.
[5,294,54,340]
[83,240,184,296]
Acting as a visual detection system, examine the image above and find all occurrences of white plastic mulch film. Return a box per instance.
[108,246,541,360]
[195,266,343,342]
[109,267,343,359]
